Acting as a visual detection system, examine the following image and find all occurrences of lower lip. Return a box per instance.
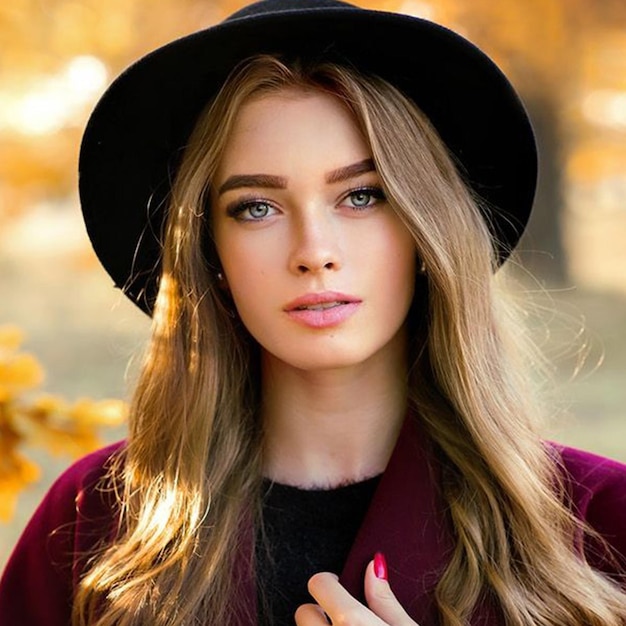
[285,302,361,329]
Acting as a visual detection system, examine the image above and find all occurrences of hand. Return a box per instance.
[294,555,419,625]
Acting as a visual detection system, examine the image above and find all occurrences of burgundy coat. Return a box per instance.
[2,418,626,625]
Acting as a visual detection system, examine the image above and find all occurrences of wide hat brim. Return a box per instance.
[79,0,537,316]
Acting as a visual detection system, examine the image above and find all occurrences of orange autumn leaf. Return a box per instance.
[29,394,69,419]
[0,324,44,400]
[0,324,128,521]
[0,449,41,522]
[26,426,103,460]
[68,398,128,427]
[0,325,25,354]
[0,353,45,401]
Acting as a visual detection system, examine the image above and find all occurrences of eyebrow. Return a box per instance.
[217,173,287,195]
[325,158,376,184]
[216,158,376,196]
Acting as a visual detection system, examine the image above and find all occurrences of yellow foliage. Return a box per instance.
[69,398,128,427]
[0,325,127,522]
[0,443,40,522]
[0,353,45,402]
[0,325,24,352]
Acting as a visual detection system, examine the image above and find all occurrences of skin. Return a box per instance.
[295,563,415,626]
[211,88,420,624]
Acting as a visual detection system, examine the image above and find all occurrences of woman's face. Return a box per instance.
[211,88,416,372]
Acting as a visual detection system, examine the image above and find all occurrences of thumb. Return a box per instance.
[364,553,417,626]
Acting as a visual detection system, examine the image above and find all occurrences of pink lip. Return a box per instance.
[284,291,362,329]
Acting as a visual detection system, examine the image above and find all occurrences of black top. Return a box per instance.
[257,475,381,626]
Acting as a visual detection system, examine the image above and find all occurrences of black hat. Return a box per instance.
[79,0,537,315]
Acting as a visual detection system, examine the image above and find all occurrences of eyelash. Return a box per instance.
[226,198,276,221]
[342,186,386,210]
[226,185,387,222]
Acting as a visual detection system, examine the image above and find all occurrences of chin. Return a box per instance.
[269,345,384,374]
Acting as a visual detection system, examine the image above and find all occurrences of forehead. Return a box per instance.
[216,87,371,176]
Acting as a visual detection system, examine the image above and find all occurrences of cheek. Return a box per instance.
[215,227,259,281]
[386,250,417,316]
[217,238,278,316]
[366,223,416,301]
[223,262,261,303]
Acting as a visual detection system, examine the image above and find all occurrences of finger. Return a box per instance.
[294,603,329,625]
[364,555,417,626]
[307,572,386,625]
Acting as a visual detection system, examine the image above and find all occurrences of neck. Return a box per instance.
[260,332,409,488]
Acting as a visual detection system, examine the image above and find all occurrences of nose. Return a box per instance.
[288,209,342,275]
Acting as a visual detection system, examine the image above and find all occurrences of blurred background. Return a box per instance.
[1,0,625,569]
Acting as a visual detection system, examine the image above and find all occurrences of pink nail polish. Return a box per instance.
[374,551,388,580]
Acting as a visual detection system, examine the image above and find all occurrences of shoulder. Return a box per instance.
[0,441,126,626]
[553,443,626,511]
[35,439,126,557]
[29,440,126,542]
[551,443,626,575]
[47,440,126,511]
[12,439,125,551]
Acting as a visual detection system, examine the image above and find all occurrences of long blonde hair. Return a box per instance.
[74,56,626,625]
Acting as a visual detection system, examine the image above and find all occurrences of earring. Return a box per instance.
[419,260,427,274]
[216,271,224,281]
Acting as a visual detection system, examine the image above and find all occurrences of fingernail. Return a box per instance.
[374,551,388,580]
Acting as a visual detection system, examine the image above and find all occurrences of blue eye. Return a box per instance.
[247,202,271,218]
[346,187,386,210]
[228,200,276,221]
[350,191,374,207]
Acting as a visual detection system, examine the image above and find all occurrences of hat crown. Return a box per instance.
[226,0,354,22]
[80,0,537,315]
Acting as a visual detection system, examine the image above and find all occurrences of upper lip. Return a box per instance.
[284,291,361,311]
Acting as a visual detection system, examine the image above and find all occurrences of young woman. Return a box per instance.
[1,1,626,625]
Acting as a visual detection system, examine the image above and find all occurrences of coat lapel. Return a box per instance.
[339,414,454,625]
